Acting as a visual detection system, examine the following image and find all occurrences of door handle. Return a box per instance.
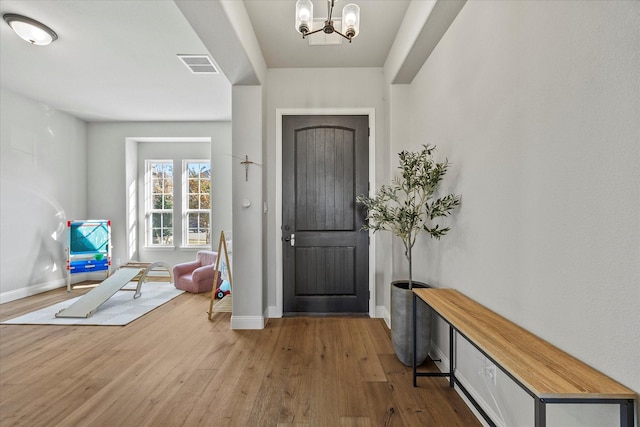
[284,233,295,246]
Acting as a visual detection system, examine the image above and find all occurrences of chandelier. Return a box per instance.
[295,0,360,43]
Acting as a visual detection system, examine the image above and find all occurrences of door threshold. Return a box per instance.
[283,312,370,318]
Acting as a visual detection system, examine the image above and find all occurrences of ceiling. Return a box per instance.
[0,0,409,122]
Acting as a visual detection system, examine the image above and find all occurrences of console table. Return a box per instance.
[413,288,636,427]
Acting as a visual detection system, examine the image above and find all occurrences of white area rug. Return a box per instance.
[1,282,184,326]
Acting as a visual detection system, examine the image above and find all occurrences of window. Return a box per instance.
[183,160,211,247]
[146,160,174,246]
[144,158,211,249]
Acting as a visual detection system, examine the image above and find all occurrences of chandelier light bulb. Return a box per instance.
[299,8,311,21]
[344,12,356,26]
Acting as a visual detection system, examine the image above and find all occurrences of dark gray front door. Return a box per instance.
[282,115,369,314]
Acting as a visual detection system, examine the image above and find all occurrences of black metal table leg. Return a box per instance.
[449,325,455,388]
[412,292,417,387]
[620,399,634,427]
[534,398,546,427]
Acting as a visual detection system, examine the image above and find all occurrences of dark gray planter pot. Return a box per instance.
[391,280,432,366]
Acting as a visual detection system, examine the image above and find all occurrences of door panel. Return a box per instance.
[295,246,355,295]
[283,115,368,314]
[295,127,354,231]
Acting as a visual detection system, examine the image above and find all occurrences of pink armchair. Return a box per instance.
[173,251,221,293]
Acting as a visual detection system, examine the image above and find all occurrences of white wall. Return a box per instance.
[87,122,232,268]
[403,1,639,426]
[230,85,266,328]
[265,67,390,314]
[0,88,88,302]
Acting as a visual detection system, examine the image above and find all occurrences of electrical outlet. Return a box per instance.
[485,363,497,385]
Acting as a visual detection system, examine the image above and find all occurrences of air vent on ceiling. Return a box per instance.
[177,55,219,74]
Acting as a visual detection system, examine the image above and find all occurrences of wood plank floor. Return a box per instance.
[0,287,481,427]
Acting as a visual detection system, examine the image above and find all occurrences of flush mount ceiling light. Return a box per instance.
[295,0,360,43]
[3,13,58,45]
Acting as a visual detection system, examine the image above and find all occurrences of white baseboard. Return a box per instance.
[429,340,449,372]
[376,305,390,328]
[0,279,67,304]
[268,305,281,318]
[429,341,505,427]
[230,315,266,330]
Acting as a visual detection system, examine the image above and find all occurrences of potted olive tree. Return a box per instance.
[357,144,460,365]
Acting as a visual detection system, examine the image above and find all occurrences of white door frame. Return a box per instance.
[274,108,376,318]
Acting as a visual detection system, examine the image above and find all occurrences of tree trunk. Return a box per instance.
[408,247,413,290]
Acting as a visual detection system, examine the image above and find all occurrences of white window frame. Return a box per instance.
[145,159,174,248]
[182,159,211,248]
